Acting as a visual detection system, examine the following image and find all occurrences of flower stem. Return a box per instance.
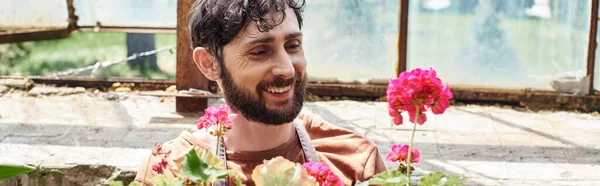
[406,107,420,186]
[216,136,221,156]
[143,155,152,184]
[215,124,221,156]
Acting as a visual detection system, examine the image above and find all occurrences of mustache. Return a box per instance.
[259,75,300,88]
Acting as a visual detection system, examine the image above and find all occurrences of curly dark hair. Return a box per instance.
[188,0,306,61]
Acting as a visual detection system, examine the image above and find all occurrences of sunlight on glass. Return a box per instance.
[408,0,592,91]
[303,0,399,80]
[0,0,69,29]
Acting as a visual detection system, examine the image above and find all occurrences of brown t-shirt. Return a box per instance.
[133,114,387,186]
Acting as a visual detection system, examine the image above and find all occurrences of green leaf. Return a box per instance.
[0,165,34,180]
[181,151,201,180]
[181,148,210,181]
[373,170,406,179]
[367,177,408,186]
[234,176,244,186]
[418,172,465,186]
[127,182,143,186]
[107,180,124,186]
[354,180,370,186]
[440,174,465,186]
[180,148,231,183]
[150,175,183,186]
[204,167,231,182]
[419,172,445,186]
[357,170,408,186]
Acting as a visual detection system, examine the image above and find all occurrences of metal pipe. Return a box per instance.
[587,0,598,95]
[397,0,409,76]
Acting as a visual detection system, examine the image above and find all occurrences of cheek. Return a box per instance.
[294,57,307,75]
[235,66,269,91]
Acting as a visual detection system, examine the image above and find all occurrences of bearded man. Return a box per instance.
[134,0,387,185]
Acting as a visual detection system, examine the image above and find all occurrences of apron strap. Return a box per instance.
[294,119,320,163]
[214,119,320,186]
[214,137,228,186]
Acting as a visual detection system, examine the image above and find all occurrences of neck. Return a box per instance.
[223,116,296,152]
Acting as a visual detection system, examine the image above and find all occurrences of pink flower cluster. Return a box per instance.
[197,104,237,130]
[386,144,420,164]
[151,142,171,174]
[387,67,453,125]
[302,162,343,186]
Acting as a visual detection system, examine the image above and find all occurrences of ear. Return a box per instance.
[193,47,221,81]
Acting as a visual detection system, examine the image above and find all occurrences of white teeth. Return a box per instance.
[267,85,291,93]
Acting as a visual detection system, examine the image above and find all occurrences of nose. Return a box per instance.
[271,50,296,79]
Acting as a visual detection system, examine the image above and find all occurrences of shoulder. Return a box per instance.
[159,130,214,158]
[299,113,387,181]
[300,113,378,153]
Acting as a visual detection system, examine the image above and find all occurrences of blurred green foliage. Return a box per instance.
[0,32,176,79]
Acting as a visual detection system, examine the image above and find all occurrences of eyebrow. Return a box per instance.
[285,32,303,40]
[246,32,303,45]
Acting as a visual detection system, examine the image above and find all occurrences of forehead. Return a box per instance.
[230,7,301,46]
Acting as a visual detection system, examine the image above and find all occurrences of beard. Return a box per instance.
[220,65,307,125]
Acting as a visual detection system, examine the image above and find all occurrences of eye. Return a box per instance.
[250,50,268,56]
[249,46,270,56]
[285,40,302,52]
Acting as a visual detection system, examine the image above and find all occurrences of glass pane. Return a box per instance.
[73,0,176,28]
[303,0,399,80]
[407,0,591,90]
[0,0,69,29]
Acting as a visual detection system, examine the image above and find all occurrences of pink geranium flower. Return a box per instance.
[387,67,453,125]
[386,144,420,164]
[303,162,344,186]
[151,142,171,174]
[197,104,237,136]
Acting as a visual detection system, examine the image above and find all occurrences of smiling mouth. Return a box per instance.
[265,85,292,93]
